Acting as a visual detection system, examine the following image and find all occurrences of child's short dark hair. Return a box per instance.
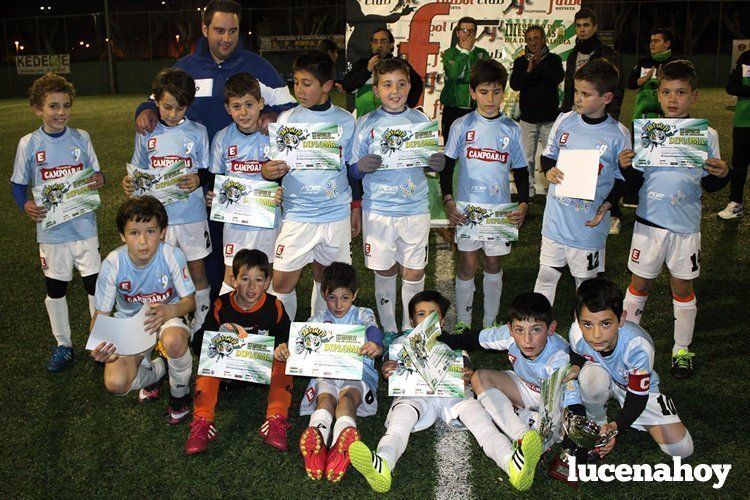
[318,38,339,56]
[224,72,262,103]
[373,58,411,85]
[321,262,358,294]
[408,291,451,321]
[658,59,698,90]
[116,196,168,234]
[293,51,334,85]
[455,16,478,32]
[28,72,75,108]
[203,0,241,26]
[507,292,553,326]
[574,8,597,25]
[232,249,270,278]
[469,58,508,90]
[650,27,673,44]
[574,59,619,96]
[574,278,624,321]
[153,68,196,107]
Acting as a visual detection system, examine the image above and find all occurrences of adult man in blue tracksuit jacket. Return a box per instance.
[134,0,296,303]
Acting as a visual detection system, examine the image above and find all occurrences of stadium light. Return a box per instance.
[80,41,84,46]
[14,40,19,53]
[20,45,24,50]
[85,43,90,48]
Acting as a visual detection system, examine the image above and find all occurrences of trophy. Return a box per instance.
[562,411,618,450]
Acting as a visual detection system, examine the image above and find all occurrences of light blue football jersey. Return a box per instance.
[542,112,631,250]
[95,242,196,318]
[351,107,430,216]
[568,320,660,395]
[478,324,581,407]
[276,105,355,223]
[12,127,100,244]
[210,123,280,232]
[131,118,209,225]
[444,111,528,204]
[634,127,719,234]
[309,305,380,394]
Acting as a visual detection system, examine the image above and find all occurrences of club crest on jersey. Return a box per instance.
[157,274,168,288]
[596,140,609,155]
[294,326,332,356]
[39,182,70,212]
[465,130,476,142]
[119,280,131,291]
[508,353,517,364]
[274,126,309,152]
[559,132,569,145]
[379,128,413,156]
[36,151,46,164]
[184,139,194,155]
[640,120,676,150]
[227,145,238,158]
[147,138,157,151]
[225,243,234,257]
[324,179,338,199]
[670,190,685,206]
[400,178,416,197]
[71,147,82,161]
[218,179,247,206]
[489,184,501,196]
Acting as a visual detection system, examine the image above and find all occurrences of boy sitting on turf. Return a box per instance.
[185,249,292,455]
[208,73,283,296]
[438,291,583,491]
[567,278,693,461]
[274,262,383,483]
[534,59,631,306]
[619,60,729,378]
[11,72,106,372]
[91,196,196,424]
[349,291,545,493]
[262,51,359,322]
[348,57,445,337]
[441,58,529,329]
[123,68,212,332]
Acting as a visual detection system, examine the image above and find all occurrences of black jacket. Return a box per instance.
[341,53,425,108]
[510,51,565,123]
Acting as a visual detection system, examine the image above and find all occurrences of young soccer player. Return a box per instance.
[208,72,282,295]
[348,58,445,336]
[90,196,196,424]
[567,278,693,459]
[619,60,729,378]
[349,291,543,492]
[11,72,105,372]
[534,59,631,306]
[441,58,530,329]
[261,51,358,322]
[438,291,582,491]
[274,262,383,483]
[185,249,293,455]
[123,68,212,332]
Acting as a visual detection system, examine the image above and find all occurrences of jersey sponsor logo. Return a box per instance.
[376,184,399,194]
[40,163,84,181]
[466,147,509,163]
[123,288,174,304]
[225,243,234,256]
[508,353,516,364]
[631,248,641,262]
[559,132,569,144]
[36,151,46,164]
[471,185,487,193]
[306,386,316,403]
[300,185,321,194]
[150,155,192,168]
[147,138,157,151]
[230,160,263,173]
[227,145,238,158]
[40,257,48,270]
[364,243,371,256]
[275,244,285,256]
[119,280,131,291]
[647,191,665,201]
[466,130,476,142]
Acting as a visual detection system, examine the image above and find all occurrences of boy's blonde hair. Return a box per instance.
[28,72,75,108]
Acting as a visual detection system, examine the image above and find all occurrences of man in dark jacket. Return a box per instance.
[510,25,564,197]
[341,28,424,117]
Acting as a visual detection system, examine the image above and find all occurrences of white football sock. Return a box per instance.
[193,287,211,331]
[45,296,71,347]
[275,290,297,322]
[401,277,424,331]
[129,356,166,392]
[311,280,326,317]
[331,415,356,445]
[623,286,648,325]
[477,388,530,441]
[534,265,562,306]
[659,430,693,458]
[87,294,96,318]
[482,270,503,327]
[378,402,418,470]
[459,398,513,474]
[219,281,234,295]
[309,408,334,444]
[578,363,611,426]
[168,349,192,398]
[673,294,697,353]
[455,276,476,325]
[374,273,398,333]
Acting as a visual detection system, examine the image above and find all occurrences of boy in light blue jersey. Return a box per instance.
[442,59,530,329]
[262,51,359,322]
[535,59,631,306]
[208,72,282,295]
[619,61,729,379]
[439,292,582,491]
[348,58,445,335]
[124,68,212,332]
[566,278,693,461]
[11,73,106,372]
[91,196,197,425]
[274,263,383,483]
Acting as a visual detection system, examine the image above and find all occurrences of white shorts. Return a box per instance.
[223,226,279,265]
[539,236,605,278]
[456,237,512,257]
[363,212,429,270]
[165,220,212,261]
[39,237,101,281]
[385,391,475,432]
[505,371,544,431]
[299,378,377,417]
[273,218,351,272]
[628,222,701,280]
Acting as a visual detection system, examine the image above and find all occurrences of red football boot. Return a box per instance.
[259,415,291,451]
[325,426,361,483]
[300,426,328,480]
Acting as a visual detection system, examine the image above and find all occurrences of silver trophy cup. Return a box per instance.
[563,412,618,450]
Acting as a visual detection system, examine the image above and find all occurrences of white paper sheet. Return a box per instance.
[85,305,156,355]
[555,149,600,201]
